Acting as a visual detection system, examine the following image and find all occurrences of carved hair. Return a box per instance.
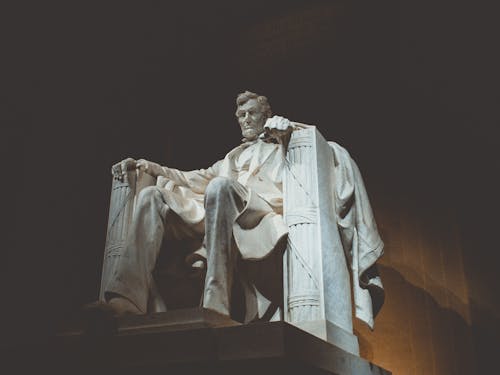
[235,91,273,119]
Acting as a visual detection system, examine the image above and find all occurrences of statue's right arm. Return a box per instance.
[111,157,222,194]
[161,160,222,194]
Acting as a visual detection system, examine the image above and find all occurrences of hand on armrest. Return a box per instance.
[136,159,169,178]
[264,115,294,151]
[111,158,170,181]
[111,158,137,181]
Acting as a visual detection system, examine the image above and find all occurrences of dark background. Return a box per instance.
[4,0,499,373]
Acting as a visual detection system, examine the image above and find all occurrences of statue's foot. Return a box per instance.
[81,298,142,335]
[83,299,141,317]
[108,297,142,315]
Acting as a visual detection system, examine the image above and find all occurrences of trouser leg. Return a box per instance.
[105,186,171,313]
[202,177,248,316]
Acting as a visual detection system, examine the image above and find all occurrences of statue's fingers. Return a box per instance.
[124,158,136,170]
[128,157,137,167]
[111,162,120,175]
[112,166,123,181]
[264,118,274,130]
[279,118,290,130]
[270,120,279,130]
[120,161,128,174]
[136,160,149,172]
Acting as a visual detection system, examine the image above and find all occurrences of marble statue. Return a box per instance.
[97,91,384,355]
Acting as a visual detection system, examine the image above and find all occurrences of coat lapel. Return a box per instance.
[248,140,277,176]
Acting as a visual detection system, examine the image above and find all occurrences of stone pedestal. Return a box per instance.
[30,309,391,375]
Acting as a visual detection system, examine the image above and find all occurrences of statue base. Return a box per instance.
[291,319,361,356]
[24,308,390,374]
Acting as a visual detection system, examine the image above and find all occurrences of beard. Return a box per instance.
[241,125,264,140]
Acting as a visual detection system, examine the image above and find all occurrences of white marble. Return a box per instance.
[98,91,384,355]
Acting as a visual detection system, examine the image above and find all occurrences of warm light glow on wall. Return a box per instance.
[354,200,474,375]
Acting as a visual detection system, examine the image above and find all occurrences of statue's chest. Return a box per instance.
[234,142,284,186]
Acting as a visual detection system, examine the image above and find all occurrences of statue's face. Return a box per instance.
[236,98,267,141]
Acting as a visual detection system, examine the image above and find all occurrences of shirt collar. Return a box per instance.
[241,133,277,146]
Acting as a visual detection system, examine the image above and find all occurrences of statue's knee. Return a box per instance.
[137,186,163,208]
[206,177,234,199]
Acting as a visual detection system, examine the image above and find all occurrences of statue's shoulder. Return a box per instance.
[225,143,246,158]
[327,140,350,156]
[216,144,247,171]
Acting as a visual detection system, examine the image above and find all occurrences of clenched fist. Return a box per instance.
[264,115,293,139]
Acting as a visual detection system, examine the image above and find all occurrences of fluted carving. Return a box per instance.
[99,170,155,300]
[282,126,359,355]
[283,128,322,323]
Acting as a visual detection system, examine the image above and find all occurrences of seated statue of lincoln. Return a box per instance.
[96,90,384,331]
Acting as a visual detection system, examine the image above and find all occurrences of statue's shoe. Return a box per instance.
[84,298,142,315]
[81,299,141,335]
[107,297,142,315]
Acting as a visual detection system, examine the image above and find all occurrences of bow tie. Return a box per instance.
[241,133,278,146]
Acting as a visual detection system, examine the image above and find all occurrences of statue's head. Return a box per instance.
[235,91,273,141]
